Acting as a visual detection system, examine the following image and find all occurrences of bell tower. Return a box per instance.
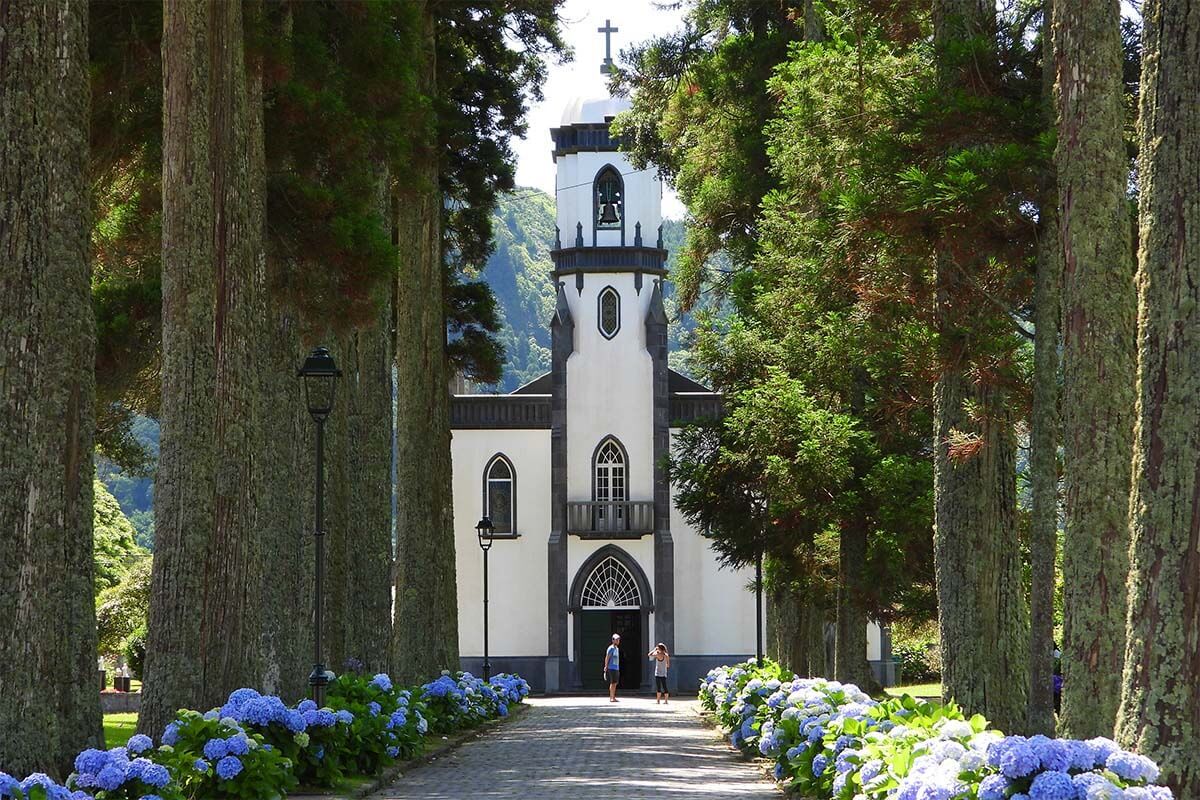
[544,73,674,691]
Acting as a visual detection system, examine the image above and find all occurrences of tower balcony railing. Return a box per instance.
[566,501,654,538]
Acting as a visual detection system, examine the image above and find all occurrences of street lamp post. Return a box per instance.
[299,346,341,705]
[746,487,766,667]
[476,517,495,681]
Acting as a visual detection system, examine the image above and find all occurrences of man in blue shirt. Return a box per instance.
[604,633,622,702]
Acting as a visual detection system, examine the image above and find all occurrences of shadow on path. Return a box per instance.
[370,697,781,799]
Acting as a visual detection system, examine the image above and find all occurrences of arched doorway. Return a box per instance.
[569,545,653,691]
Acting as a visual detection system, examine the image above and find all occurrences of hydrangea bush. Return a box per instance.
[0,669,530,800]
[700,660,1175,800]
[155,709,296,800]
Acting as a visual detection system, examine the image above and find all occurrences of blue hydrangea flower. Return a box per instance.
[96,762,128,791]
[161,723,180,746]
[336,709,354,725]
[1000,742,1040,778]
[812,754,828,775]
[74,748,109,776]
[225,735,250,756]
[386,746,399,758]
[978,774,1009,800]
[372,674,393,692]
[215,756,243,781]
[1029,770,1076,800]
[368,702,382,717]
[202,738,228,760]
[193,759,209,772]
[297,699,317,713]
[139,763,170,789]
[126,734,154,755]
[1107,750,1161,783]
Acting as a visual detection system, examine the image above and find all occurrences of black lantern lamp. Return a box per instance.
[298,346,342,421]
[298,346,341,705]
[476,516,496,681]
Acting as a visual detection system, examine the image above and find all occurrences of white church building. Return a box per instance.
[448,90,891,693]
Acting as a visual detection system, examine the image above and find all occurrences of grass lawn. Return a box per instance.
[104,712,138,748]
[884,682,942,699]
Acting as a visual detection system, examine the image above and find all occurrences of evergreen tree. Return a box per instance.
[0,0,102,775]
[1117,0,1200,793]
[929,0,1030,732]
[1027,0,1061,736]
[1054,0,1137,739]
[141,0,265,736]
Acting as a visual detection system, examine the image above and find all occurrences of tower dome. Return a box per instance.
[559,95,630,127]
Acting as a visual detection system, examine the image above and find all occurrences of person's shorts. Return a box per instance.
[655,676,668,693]
[607,670,620,685]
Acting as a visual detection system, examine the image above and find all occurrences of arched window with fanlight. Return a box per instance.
[594,166,623,230]
[592,437,627,531]
[483,454,515,534]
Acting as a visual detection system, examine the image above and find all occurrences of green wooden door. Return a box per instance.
[581,611,611,690]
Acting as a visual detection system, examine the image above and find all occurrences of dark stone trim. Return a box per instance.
[450,395,552,429]
[646,281,675,682]
[551,246,668,273]
[591,164,624,247]
[597,286,621,340]
[547,283,574,691]
[568,544,655,692]
[482,453,517,535]
[669,393,724,424]
[550,123,622,160]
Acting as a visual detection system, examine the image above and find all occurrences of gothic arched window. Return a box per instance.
[593,437,627,530]
[598,286,620,340]
[594,166,623,229]
[483,454,515,534]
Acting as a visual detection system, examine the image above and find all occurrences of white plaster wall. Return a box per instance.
[668,428,761,657]
[555,149,663,248]
[564,273,655,503]
[451,427,551,658]
[867,621,882,661]
[565,537,656,662]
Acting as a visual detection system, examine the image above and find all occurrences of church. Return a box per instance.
[448,67,891,694]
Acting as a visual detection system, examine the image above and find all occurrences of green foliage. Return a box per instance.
[97,558,152,659]
[326,674,425,775]
[123,625,147,682]
[93,479,147,594]
[889,619,941,684]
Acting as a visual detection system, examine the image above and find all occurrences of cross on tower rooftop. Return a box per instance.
[598,19,618,74]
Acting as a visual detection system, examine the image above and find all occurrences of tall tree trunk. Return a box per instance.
[1116,2,1200,794]
[0,0,102,776]
[253,3,313,702]
[931,0,1030,733]
[1054,0,1136,739]
[327,301,395,674]
[834,516,875,689]
[390,0,458,682]
[256,306,313,700]
[1027,0,1062,737]
[142,0,264,735]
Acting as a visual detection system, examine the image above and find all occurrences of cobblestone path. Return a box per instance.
[371,697,782,799]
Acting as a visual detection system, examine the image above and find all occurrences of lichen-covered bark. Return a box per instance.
[1027,2,1061,737]
[141,0,264,735]
[1115,2,1200,794]
[931,0,1030,734]
[390,0,458,683]
[0,0,103,776]
[327,300,395,675]
[1053,0,1136,739]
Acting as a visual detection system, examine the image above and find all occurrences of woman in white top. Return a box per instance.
[648,643,670,704]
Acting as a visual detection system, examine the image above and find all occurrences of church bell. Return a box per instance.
[598,199,620,225]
